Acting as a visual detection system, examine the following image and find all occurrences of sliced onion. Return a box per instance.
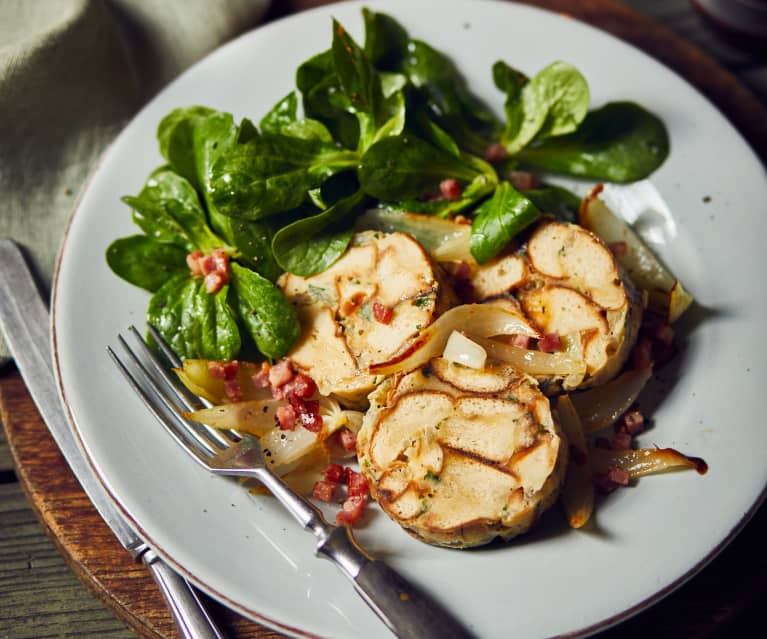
[570,366,653,434]
[474,336,585,377]
[319,397,364,437]
[443,331,487,369]
[370,304,540,376]
[175,359,271,404]
[259,425,319,473]
[556,395,593,529]
[579,191,693,323]
[355,208,473,263]
[184,399,282,436]
[590,447,708,478]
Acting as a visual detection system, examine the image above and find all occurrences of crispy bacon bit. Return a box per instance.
[346,469,369,498]
[373,302,393,324]
[298,400,322,432]
[208,360,239,380]
[509,171,540,191]
[335,495,367,526]
[186,251,203,276]
[454,261,472,280]
[439,178,462,201]
[538,333,562,353]
[608,241,628,259]
[204,272,226,294]
[269,359,294,389]
[339,428,357,452]
[312,480,337,502]
[607,465,630,486]
[276,404,297,431]
[284,373,317,400]
[484,143,508,163]
[324,463,344,483]
[252,361,271,388]
[224,379,243,402]
[188,248,230,294]
[510,333,532,349]
[623,410,645,435]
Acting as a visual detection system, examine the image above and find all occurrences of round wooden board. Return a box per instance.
[2,1,766,638]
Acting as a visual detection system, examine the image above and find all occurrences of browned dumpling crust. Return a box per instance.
[519,220,642,388]
[278,231,456,407]
[357,358,567,548]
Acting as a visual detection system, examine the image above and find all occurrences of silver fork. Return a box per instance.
[108,325,474,639]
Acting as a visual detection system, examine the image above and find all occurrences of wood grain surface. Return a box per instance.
[1,1,766,638]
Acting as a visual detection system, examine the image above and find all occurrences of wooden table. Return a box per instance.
[2,1,766,638]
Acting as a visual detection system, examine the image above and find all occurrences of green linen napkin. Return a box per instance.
[0,0,270,367]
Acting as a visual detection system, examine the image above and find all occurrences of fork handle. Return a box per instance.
[318,526,475,639]
[142,549,228,639]
[353,559,476,639]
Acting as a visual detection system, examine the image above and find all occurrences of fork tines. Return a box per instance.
[107,325,238,465]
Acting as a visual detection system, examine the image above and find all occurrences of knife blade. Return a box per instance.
[0,238,227,639]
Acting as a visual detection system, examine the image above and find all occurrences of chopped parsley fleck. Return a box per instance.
[307,284,334,304]
[413,295,431,308]
[358,301,372,321]
[424,470,441,483]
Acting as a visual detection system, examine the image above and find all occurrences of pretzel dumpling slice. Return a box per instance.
[278,231,456,407]
[519,220,642,388]
[357,358,567,548]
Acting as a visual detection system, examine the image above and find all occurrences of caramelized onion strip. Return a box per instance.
[590,447,708,478]
[557,395,594,529]
[370,304,540,376]
[570,366,653,434]
[474,336,586,377]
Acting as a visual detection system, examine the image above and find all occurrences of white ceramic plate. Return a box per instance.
[53,1,767,637]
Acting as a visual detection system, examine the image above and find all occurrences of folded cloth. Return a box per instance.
[0,0,270,366]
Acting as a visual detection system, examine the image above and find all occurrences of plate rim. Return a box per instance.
[49,1,767,637]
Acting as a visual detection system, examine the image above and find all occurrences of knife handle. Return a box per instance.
[141,549,228,639]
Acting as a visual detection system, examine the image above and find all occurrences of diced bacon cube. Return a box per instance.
[223,378,242,402]
[324,463,344,483]
[335,495,367,526]
[607,466,630,486]
[439,178,462,201]
[312,480,337,502]
[373,302,393,324]
[510,334,531,349]
[483,143,508,163]
[268,359,294,388]
[186,251,203,276]
[509,171,540,191]
[285,373,317,400]
[339,428,357,452]
[592,472,618,494]
[345,468,368,498]
[204,272,225,293]
[623,410,645,435]
[252,361,271,388]
[538,333,562,353]
[199,254,217,276]
[207,361,227,379]
[276,404,297,431]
